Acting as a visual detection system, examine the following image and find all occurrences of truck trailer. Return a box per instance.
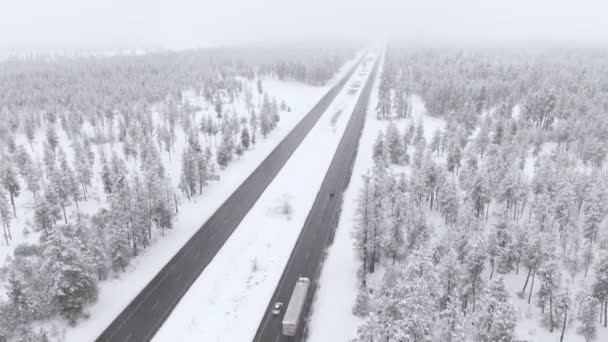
[281,277,310,336]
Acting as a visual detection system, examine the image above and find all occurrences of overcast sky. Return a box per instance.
[1,0,607,49]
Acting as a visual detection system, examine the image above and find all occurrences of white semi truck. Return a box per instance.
[282,277,310,337]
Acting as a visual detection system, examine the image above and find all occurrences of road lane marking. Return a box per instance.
[151,300,159,311]
[305,250,311,261]
[124,333,132,342]
[195,250,201,259]
[176,272,183,281]
[274,336,279,342]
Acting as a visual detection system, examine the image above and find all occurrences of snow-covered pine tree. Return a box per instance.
[0,158,20,217]
[14,146,41,198]
[41,223,99,324]
[45,126,59,155]
[33,189,62,237]
[438,177,460,226]
[385,122,404,164]
[72,138,92,200]
[179,146,197,199]
[249,109,258,147]
[592,251,608,327]
[375,67,392,120]
[216,131,235,169]
[393,73,410,119]
[577,290,599,342]
[0,187,12,245]
[260,95,273,138]
[241,126,250,150]
[430,128,442,156]
[536,230,562,332]
[56,149,80,212]
[372,130,389,167]
[473,277,517,342]
[353,172,373,279]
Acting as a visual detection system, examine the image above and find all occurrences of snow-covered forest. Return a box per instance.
[350,46,608,342]
[0,45,356,341]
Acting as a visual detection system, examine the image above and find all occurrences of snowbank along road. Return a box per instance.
[253,53,380,342]
[94,57,362,342]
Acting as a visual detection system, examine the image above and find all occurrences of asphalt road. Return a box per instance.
[95,59,361,342]
[252,55,379,342]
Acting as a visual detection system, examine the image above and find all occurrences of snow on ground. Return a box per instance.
[153,53,377,342]
[1,56,362,341]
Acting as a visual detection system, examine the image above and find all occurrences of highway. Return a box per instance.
[252,54,380,342]
[94,58,361,342]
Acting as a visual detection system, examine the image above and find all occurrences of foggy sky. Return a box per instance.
[1,0,607,49]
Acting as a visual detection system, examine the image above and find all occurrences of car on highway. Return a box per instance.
[272,302,283,316]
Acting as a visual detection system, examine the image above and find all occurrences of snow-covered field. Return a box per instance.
[153,53,377,342]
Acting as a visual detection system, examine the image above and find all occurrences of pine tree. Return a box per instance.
[385,122,404,164]
[213,94,223,119]
[249,109,258,147]
[475,118,491,156]
[0,187,12,245]
[536,232,562,332]
[438,291,466,342]
[446,138,463,173]
[430,129,442,156]
[73,139,92,200]
[6,271,31,324]
[438,177,460,226]
[384,182,406,263]
[51,150,79,221]
[393,74,410,119]
[473,278,517,342]
[353,172,373,279]
[14,146,40,197]
[0,158,20,218]
[376,67,392,120]
[352,285,370,317]
[577,291,599,342]
[372,131,389,167]
[196,146,211,195]
[216,131,235,169]
[256,78,263,106]
[41,223,99,324]
[469,169,490,218]
[583,185,606,245]
[464,233,487,312]
[45,126,59,154]
[179,147,197,199]
[487,212,515,278]
[259,95,273,138]
[241,126,250,150]
[413,120,425,145]
[33,190,62,236]
[592,251,608,327]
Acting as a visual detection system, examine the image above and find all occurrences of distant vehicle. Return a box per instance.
[272,302,283,316]
[282,277,310,336]
[329,192,335,197]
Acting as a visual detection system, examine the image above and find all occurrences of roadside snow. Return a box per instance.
[153,53,377,342]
